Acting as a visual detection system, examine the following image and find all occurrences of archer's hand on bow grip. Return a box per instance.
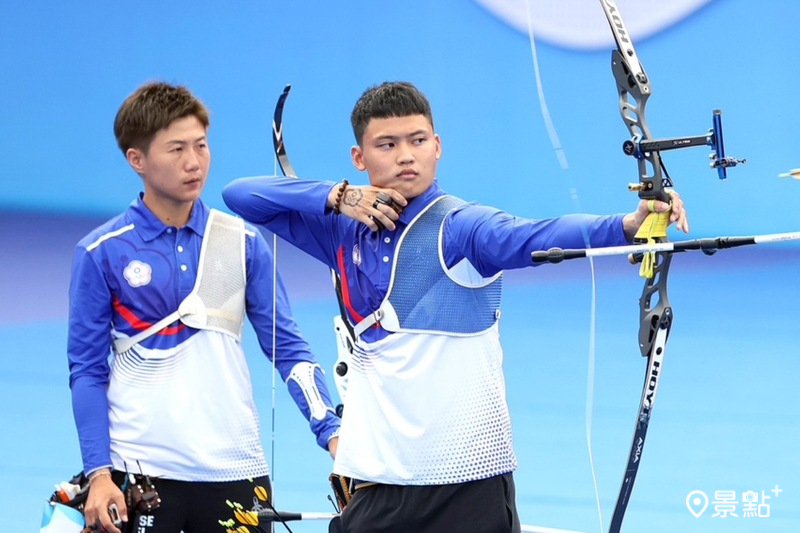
[632,200,670,278]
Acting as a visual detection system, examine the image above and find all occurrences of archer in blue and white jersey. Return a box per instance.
[68,82,340,533]
[222,81,689,533]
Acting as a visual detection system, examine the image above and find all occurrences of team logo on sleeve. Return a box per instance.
[123,260,152,287]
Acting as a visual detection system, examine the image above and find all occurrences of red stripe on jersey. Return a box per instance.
[337,245,365,323]
[113,296,185,335]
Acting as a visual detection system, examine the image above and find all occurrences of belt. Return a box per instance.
[351,478,379,492]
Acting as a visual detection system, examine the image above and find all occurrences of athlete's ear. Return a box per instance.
[351,145,366,171]
[126,148,145,174]
[435,133,442,160]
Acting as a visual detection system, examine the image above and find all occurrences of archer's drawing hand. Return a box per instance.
[330,183,407,232]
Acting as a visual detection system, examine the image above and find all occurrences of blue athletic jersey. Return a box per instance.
[222,178,630,344]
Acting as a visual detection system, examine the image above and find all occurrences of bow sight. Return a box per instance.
[622,109,746,184]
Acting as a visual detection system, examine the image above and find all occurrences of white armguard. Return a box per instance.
[286,362,329,421]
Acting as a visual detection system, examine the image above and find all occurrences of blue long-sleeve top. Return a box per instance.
[222,177,630,343]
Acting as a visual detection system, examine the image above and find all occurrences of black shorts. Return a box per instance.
[336,473,520,533]
[111,471,273,533]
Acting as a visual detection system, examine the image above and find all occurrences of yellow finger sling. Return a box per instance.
[634,200,671,279]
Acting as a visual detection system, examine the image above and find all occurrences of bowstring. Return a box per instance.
[271,155,280,495]
[523,3,602,532]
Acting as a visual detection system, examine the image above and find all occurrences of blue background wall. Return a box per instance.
[2,1,798,532]
[3,0,798,235]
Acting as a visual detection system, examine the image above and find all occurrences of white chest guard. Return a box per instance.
[113,209,246,355]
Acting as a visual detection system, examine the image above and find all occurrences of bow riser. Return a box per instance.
[637,252,672,358]
[609,49,672,204]
[601,1,671,203]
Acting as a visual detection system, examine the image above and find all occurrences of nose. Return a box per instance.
[184,148,202,171]
[397,141,415,165]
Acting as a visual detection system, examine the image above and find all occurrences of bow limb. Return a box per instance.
[273,84,297,178]
[266,85,290,493]
[267,84,352,530]
[271,85,355,413]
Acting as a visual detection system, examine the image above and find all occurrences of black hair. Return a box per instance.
[350,81,433,145]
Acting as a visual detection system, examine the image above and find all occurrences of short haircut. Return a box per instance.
[113,82,210,154]
[350,81,434,145]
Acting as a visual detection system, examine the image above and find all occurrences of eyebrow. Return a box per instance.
[374,129,428,142]
[164,135,207,146]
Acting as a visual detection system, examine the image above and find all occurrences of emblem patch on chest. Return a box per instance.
[123,259,152,287]
[352,244,362,267]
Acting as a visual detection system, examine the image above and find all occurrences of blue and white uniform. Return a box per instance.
[68,195,340,481]
[222,178,629,485]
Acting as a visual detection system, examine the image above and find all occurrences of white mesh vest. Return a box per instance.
[355,195,502,337]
